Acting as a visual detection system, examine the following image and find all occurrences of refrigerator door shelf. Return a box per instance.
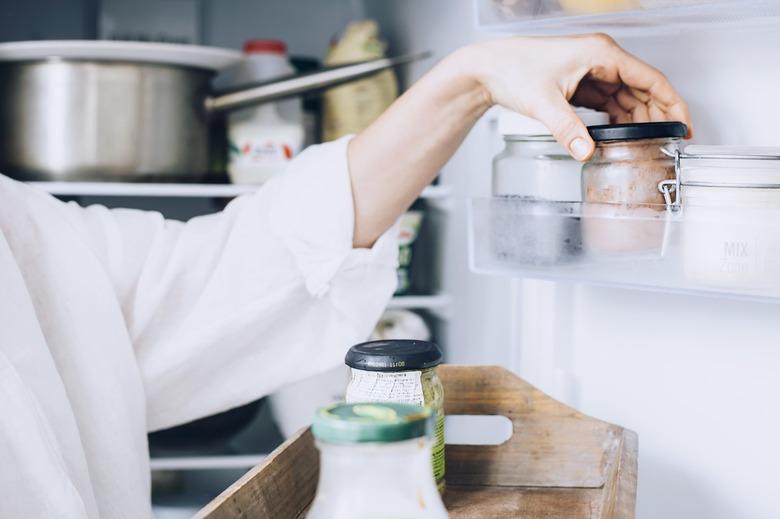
[468,196,780,302]
[475,0,780,35]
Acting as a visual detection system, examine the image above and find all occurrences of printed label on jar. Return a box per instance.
[345,370,424,405]
[346,370,445,490]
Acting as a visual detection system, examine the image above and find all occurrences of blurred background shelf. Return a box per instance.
[476,0,780,35]
[28,181,452,199]
[387,294,452,319]
[150,455,266,471]
[388,294,451,311]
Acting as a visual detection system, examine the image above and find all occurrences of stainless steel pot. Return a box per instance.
[0,50,424,181]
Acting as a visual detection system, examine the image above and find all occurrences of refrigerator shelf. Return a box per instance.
[28,181,452,200]
[468,197,780,302]
[476,0,780,35]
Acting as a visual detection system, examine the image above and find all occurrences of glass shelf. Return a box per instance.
[468,197,780,302]
[476,0,780,35]
[26,181,452,200]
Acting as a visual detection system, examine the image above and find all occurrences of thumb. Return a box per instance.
[532,95,595,162]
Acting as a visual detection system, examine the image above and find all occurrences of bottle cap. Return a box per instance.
[312,402,433,443]
[243,39,287,55]
[588,121,688,142]
[345,340,443,372]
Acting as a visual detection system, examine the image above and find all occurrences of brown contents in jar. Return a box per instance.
[582,137,676,255]
[583,138,675,205]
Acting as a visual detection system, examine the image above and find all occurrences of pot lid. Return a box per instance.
[0,40,243,71]
[588,121,688,142]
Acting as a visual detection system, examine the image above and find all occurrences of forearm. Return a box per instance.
[348,48,491,248]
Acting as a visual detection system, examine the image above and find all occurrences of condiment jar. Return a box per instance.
[679,145,780,291]
[490,108,608,266]
[582,122,687,254]
[307,402,448,519]
[345,340,445,492]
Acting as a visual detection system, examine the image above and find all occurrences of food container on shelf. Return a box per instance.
[345,340,445,492]
[493,107,608,200]
[559,0,640,14]
[223,39,305,185]
[395,211,424,295]
[676,146,780,290]
[490,107,608,265]
[581,121,687,255]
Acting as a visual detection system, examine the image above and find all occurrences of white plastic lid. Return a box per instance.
[681,145,780,187]
[497,107,609,137]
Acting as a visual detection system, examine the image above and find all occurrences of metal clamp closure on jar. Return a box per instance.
[659,147,780,210]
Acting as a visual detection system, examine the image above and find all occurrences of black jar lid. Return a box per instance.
[587,121,688,142]
[345,340,443,372]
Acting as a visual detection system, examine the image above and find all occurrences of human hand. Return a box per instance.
[457,33,692,161]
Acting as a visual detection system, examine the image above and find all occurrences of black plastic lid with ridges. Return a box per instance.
[345,340,443,372]
[587,121,688,142]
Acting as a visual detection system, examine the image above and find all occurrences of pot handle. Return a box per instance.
[204,52,430,114]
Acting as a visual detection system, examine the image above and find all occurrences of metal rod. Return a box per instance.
[662,148,780,161]
[206,52,431,113]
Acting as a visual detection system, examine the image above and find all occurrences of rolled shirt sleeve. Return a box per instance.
[63,137,399,431]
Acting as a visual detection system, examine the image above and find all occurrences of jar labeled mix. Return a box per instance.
[679,145,780,291]
[307,402,448,519]
[345,340,445,492]
[582,122,687,254]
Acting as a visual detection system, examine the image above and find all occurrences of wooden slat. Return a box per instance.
[444,486,599,518]
[612,431,639,519]
[441,365,619,488]
[193,428,318,519]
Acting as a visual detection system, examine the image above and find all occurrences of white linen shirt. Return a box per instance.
[0,137,398,518]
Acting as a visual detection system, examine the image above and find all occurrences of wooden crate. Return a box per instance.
[196,365,637,519]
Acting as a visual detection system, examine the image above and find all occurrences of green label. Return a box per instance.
[431,412,445,489]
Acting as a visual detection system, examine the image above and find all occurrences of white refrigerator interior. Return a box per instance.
[4,0,780,516]
[364,1,780,518]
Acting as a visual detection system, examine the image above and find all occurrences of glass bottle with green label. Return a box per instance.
[344,339,445,492]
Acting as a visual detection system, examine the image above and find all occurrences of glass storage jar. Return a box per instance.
[493,107,608,200]
[679,146,780,290]
[307,402,448,519]
[581,122,687,254]
[490,108,607,265]
[345,340,445,492]
[582,122,687,204]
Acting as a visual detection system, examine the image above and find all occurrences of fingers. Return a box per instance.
[585,34,693,133]
[532,92,595,161]
[570,83,632,124]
